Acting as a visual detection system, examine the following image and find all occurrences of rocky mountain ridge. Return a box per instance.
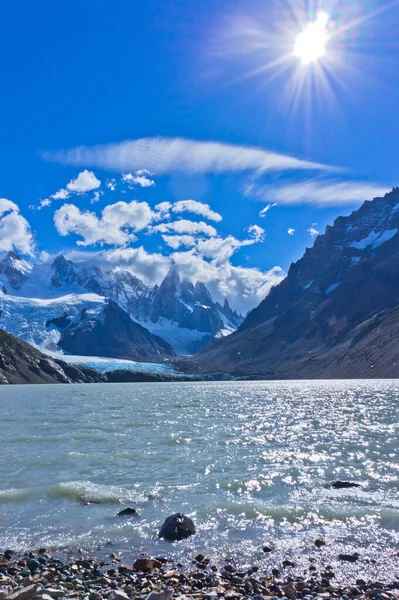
[0,253,242,355]
[196,188,399,378]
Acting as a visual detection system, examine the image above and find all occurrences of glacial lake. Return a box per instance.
[1,380,399,581]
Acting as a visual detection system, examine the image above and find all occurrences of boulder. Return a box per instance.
[133,558,153,572]
[6,585,37,600]
[158,513,196,542]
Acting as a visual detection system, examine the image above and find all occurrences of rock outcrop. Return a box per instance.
[197,188,399,379]
[0,329,106,384]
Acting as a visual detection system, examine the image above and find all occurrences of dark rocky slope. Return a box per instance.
[0,329,106,384]
[58,299,175,361]
[196,188,399,379]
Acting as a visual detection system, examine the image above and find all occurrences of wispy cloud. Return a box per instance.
[287,228,295,235]
[259,203,276,217]
[43,137,334,176]
[247,179,390,206]
[172,199,222,222]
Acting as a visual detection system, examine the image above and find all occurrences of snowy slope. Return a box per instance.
[0,252,243,354]
[0,292,106,351]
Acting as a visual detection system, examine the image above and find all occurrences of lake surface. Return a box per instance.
[1,380,399,581]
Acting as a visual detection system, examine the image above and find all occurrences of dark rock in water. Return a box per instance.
[314,539,326,547]
[339,553,360,562]
[27,558,40,573]
[282,560,296,568]
[331,481,362,489]
[117,508,138,517]
[263,545,273,553]
[158,513,196,541]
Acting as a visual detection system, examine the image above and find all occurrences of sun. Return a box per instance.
[293,12,330,65]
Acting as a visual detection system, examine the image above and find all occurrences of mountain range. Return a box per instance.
[0,252,242,359]
[194,188,399,379]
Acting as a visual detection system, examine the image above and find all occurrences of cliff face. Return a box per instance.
[197,188,399,379]
[0,329,106,384]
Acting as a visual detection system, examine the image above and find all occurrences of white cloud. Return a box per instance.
[66,245,284,314]
[52,189,69,200]
[308,226,319,237]
[195,235,254,264]
[247,179,390,206]
[153,219,217,237]
[248,224,265,242]
[122,170,155,188]
[66,170,101,193]
[90,191,101,204]
[54,200,155,247]
[259,203,276,217]
[171,199,222,222]
[38,170,102,210]
[162,235,197,249]
[44,136,333,175]
[0,198,34,256]
[155,201,172,213]
[106,179,116,191]
[287,228,295,235]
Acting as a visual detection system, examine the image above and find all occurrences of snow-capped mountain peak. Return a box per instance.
[0,251,243,354]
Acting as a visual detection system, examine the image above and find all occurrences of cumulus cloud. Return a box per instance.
[122,170,155,188]
[162,235,197,249]
[153,219,217,237]
[247,179,390,206]
[44,136,333,175]
[67,170,101,193]
[66,245,284,313]
[106,179,116,191]
[54,200,155,246]
[0,198,34,256]
[38,170,102,210]
[287,228,295,235]
[171,199,222,222]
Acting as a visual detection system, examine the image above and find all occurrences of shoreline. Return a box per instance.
[1,548,399,600]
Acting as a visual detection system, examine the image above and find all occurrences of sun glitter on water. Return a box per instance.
[293,11,330,65]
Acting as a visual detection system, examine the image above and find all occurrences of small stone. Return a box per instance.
[271,569,280,577]
[331,481,362,489]
[283,561,296,568]
[338,553,359,563]
[314,540,326,548]
[108,592,129,600]
[133,559,152,573]
[263,547,273,553]
[284,584,297,600]
[194,554,205,563]
[145,589,173,600]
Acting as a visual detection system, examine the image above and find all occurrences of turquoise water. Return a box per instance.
[1,380,399,581]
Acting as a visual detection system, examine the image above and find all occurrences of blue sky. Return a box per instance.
[0,0,398,311]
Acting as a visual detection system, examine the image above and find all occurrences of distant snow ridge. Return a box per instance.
[0,251,243,356]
